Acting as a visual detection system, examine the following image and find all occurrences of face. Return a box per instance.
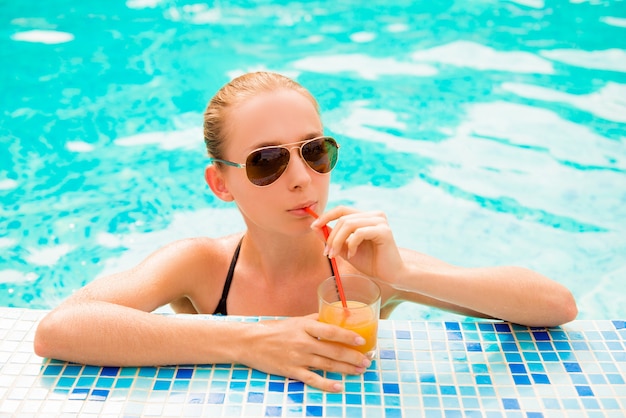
[213,89,331,235]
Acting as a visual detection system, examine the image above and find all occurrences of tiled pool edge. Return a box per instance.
[0,308,624,417]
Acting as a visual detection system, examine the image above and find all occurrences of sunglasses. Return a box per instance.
[209,136,339,187]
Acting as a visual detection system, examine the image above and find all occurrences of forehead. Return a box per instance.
[225,89,322,152]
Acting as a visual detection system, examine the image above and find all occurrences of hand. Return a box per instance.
[241,314,371,392]
[311,206,405,284]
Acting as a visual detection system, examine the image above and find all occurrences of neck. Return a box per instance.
[241,229,331,284]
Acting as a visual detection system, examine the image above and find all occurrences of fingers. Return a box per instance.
[306,320,365,347]
[312,207,390,258]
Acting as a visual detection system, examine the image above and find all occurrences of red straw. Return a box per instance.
[304,207,348,308]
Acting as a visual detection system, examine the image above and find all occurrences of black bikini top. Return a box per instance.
[212,237,337,315]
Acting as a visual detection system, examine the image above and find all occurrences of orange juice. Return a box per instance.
[319,300,379,356]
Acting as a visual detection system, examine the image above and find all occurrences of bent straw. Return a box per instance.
[304,207,348,308]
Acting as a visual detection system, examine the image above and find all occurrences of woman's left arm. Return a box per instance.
[312,207,577,327]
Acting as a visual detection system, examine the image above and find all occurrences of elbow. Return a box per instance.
[560,290,578,324]
[543,288,578,327]
[34,310,63,360]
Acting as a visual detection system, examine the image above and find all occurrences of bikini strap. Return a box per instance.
[213,237,243,315]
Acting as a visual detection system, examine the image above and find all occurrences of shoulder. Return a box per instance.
[147,234,243,265]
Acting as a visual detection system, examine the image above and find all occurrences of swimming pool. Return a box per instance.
[1,0,625,320]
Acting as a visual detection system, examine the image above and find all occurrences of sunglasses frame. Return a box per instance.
[209,136,340,187]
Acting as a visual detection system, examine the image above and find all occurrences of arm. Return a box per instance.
[34,238,370,392]
[312,207,577,327]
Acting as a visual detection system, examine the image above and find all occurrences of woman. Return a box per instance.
[34,72,577,393]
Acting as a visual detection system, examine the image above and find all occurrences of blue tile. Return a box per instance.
[207,392,225,404]
[509,364,527,374]
[251,370,268,379]
[306,406,323,417]
[379,350,396,360]
[345,406,363,417]
[440,385,457,395]
[607,374,625,384]
[265,406,282,416]
[421,385,437,395]
[495,323,511,333]
[138,367,157,377]
[502,398,520,409]
[62,365,82,376]
[420,374,437,383]
[57,377,75,388]
[69,388,89,400]
[268,382,284,392]
[466,342,482,352]
[247,392,264,403]
[385,408,402,418]
[447,331,463,340]
[541,352,559,361]
[326,393,343,404]
[472,364,488,373]
[513,375,531,385]
[475,375,492,385]
[532,332,550,341]
[115,378,133,389]
[504,354,523,364]
[363,371,380,381]
[612,320,625,329]
[445,322,461,330]
[176,368,193,379]
[526,413,544,418]
[383,383,400,394]
[346,394,362,404]
[156,368,174,379]
[365,394,382,405]
[229,381,246,391]
[536,342,554,351]
[89,389,109,401]
[478,323,494,331]
[288,393,304,403]
[288,381,305,392]
[153,380,171,391]
[395,330,411,339]
[575,386,594,397]
[100,367,119,377]
[501,343,518,352]
[43,365,63,376]
[564,362,582,372]
[531,373,550,384]
[232,369,249,380]
[459,386,476,396]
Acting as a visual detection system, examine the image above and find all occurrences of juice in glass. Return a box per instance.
[317,274,381,359]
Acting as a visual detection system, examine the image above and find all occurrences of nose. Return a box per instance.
[284,146,312,189]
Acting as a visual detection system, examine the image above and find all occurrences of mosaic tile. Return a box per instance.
[0,308,625,417]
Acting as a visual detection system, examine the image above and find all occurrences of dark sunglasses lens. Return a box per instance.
[246,147,290,186]
[302,137,339,174]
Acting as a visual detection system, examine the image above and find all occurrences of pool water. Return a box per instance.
[1,0,625,320]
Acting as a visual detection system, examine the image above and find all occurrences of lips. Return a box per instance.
[289,201,316,214]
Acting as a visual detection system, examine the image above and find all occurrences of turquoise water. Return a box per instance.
[1,0,625,320]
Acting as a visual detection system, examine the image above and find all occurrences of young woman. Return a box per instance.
[34,72,577,393]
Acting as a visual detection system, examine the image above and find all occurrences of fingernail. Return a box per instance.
[355,336,366,346]
[323,245,329,257]
[362,359,372,368]
[332,383,343,392]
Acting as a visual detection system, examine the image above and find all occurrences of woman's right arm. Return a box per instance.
[33,238,368,392]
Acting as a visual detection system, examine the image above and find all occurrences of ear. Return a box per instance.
[205,165,234,202]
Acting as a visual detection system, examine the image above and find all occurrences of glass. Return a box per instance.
[209,136,339,186]
[317,274,381,360]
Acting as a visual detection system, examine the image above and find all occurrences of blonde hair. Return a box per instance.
[203,72,320,159]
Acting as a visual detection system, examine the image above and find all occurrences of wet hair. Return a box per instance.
[203,72,320,160]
